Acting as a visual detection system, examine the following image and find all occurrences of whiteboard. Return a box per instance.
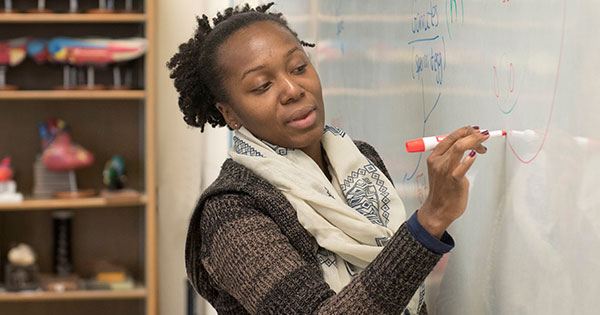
[234,0,600,313]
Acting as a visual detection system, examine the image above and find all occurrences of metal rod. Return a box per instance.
[0,66,6,88]
[63,65,69,88]
[125,67,133,87]
[87,66,94,88]
[113,66,122,87]
[68,170,77,192]
[69,0,78,12]
[76,67,84,86]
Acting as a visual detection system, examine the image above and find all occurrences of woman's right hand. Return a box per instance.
[417,126,489,238]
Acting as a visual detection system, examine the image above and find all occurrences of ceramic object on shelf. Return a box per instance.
[101,154,141,202]
[102,155,127,190]
[39,118,94,171]
[0,37,28,90]
[0,156,13,182]
[81,37,146,89]
[5,243,40,292]
[0,157,23,203]
[37,118,96,199]
[48,37,146,90]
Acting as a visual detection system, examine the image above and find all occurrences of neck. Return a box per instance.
[301,140,331,181]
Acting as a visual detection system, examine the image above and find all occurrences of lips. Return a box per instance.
[287,107,315,123]
[286,106,317,129]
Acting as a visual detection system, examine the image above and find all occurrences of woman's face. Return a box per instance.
[215,21,325,150]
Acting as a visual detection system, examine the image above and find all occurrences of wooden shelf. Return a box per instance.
[0,13,146,23]
[0,0,158,313]
[0,288,147,301]
[0,195,147,211]
[0,90,145,100]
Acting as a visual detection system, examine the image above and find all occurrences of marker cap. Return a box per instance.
[406,139,425,153]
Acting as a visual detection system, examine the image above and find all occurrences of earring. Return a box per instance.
[234,123,239,128]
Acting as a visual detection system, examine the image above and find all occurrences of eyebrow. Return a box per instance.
[240,46,300,80]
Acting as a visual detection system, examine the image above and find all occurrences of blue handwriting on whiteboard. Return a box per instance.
[409,39,446,86]
[412,2,440,34]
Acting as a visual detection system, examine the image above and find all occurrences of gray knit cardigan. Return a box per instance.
[185,141,442,314]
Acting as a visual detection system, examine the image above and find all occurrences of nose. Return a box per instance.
[279,75,305,105]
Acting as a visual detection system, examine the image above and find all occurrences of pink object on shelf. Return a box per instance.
[0,157,14,182]
[42,132,94,171]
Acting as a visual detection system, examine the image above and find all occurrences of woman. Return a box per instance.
[168,3,489,314]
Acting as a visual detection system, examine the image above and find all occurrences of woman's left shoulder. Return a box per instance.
[353,140,393,184]
[353,140,376,154]
[353,140,382,164]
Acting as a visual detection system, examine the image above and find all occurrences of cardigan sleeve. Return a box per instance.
[197,193,442,314]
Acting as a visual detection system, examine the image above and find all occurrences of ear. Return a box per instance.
[216,102,242,129]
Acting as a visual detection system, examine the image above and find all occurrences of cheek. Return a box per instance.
[238,97,282,127]
[306,71,323,97]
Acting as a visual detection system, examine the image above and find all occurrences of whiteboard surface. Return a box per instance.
[236,0,600,313]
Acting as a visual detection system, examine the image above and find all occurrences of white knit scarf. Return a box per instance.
[229,126,424,314]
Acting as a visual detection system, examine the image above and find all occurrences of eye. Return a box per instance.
[252,82,271,93]
[293,64,307,74]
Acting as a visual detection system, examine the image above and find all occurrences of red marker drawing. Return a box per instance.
[406,130,507,152]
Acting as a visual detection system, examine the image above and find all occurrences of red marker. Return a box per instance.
[406,130,507,152]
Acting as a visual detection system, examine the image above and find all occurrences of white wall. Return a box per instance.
[156,1,230,314]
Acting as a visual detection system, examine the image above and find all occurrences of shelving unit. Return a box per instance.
[0,13,147,23]
[0,90,146,100]
[0,287,147,301]
[0,195,147,211]
[0,0,156,314]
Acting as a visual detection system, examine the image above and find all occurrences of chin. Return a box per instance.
[291,121,324,149]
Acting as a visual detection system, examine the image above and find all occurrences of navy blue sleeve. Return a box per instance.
[406,210,455,254]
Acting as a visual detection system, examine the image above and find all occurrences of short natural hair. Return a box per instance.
[167,2,314,131]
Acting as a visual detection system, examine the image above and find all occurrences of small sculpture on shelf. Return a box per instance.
[101,155,140,201]
[48,37,147,90]
[40,118,94,171]
[34,118,96,198]
[0,156,23,203]
[103,155,127,190]
[0,37,28,90]
[4,243,40,292]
